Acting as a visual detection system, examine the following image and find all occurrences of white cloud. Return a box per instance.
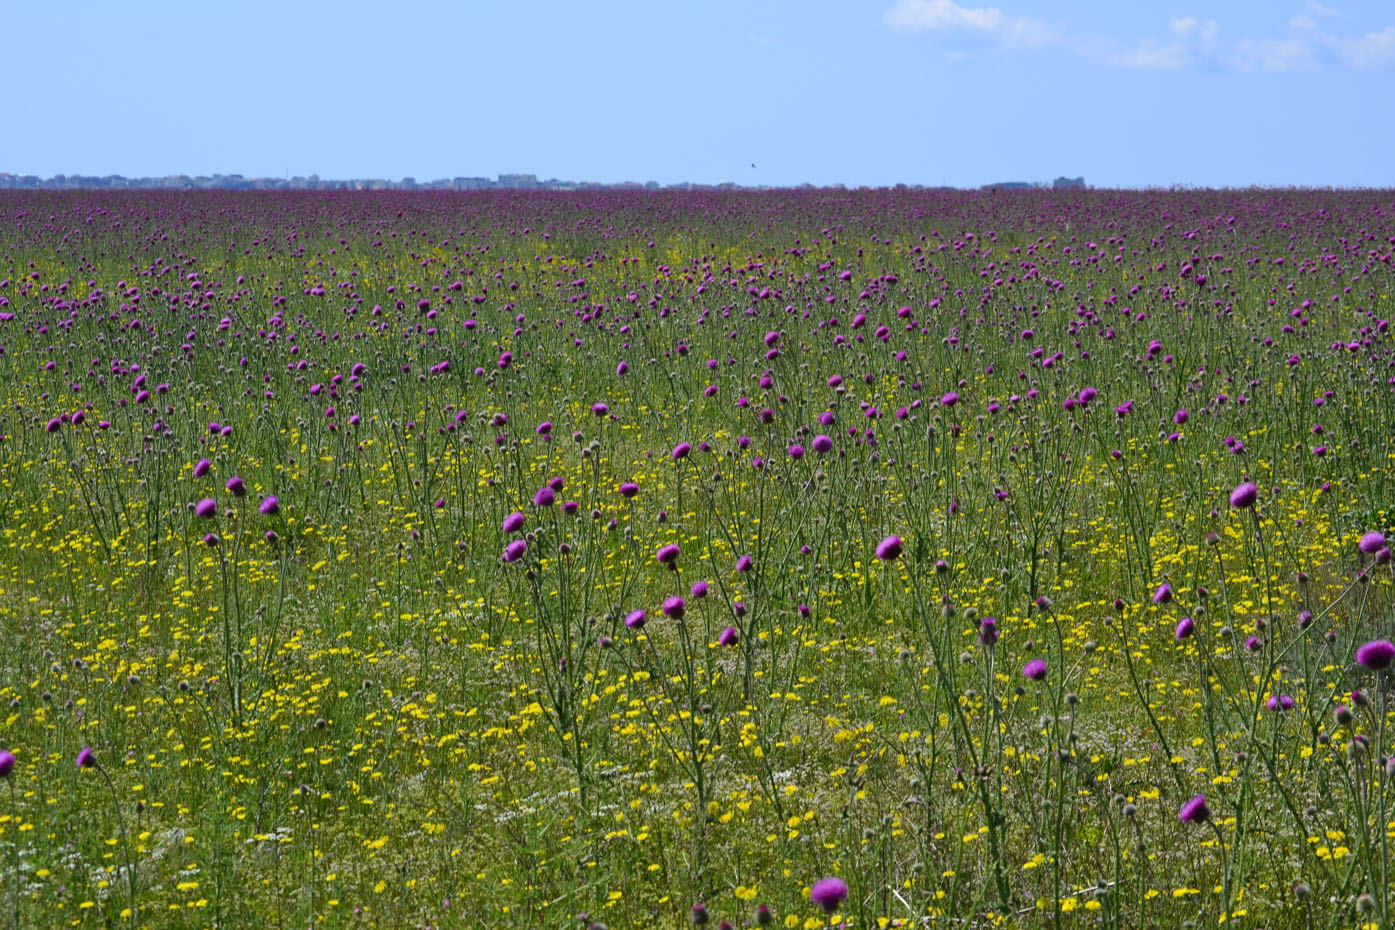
[1228,37,1318,71]
[1331,25,1395,67]
[883,0,1058,48]
[1106,39,1190,69]
[884,4,1394,71]
[1169,16,1197,37]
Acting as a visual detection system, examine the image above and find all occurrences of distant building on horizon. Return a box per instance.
[1053,176,1086,189]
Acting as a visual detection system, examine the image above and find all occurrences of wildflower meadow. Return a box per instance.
[1,187,1393,929]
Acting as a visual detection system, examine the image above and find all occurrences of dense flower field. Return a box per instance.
[0,188,1393,929]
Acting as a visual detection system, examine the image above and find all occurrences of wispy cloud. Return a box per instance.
[882,0,1058,49]
[1328,25,1395,68]
[1228,37,1318,71]
[1091,38,1190,70]
[884,3,1395,71]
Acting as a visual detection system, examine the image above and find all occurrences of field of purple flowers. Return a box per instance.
[0,188,1393,928]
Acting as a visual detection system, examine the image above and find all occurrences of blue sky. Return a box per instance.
[8,0,1394,187]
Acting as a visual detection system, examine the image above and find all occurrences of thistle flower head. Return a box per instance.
[1179,794,1209,823]
[875,535,903,561]
[809,877,848,914]
[1229,481,1258,510]
[1356,639,1395,671]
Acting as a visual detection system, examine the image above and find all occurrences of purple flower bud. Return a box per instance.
[1356,639,1395,671]
[809,877,848,914]
[1229,481,1258,510]
[1179,794,1209,823]
[875,535,903,561]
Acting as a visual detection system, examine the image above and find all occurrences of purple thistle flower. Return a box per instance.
[979,617,998,646]
[941,391,959,407]
[672,442,692,460]
[618,482,639,498]
[1175,617,1195,640]
[76,747,96,769]
[226,476,246,498]
[1152,583,1173,605]
[502,512,525,534]
[1355,639,1395,671]
[259,496,280,516]
[1230,481,1258,510]
[718,626,740,646]
[812,434,833,454]
[194,498,217,519]
[625,609,647,629]
[787,444,805,460]
[662,596,685,620]
[875,535,903,561]
[203,533,220,548]
[193,458,212,477]
[735,554,753,573]
[1179,794,1210,823]
[657,544,681,565]
[0,750,14,778]
[1359,531,1386,555]
[691,580,708,598]
[1022,658,1047,681]
[503,539,527,563]
[809,877,848,914]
